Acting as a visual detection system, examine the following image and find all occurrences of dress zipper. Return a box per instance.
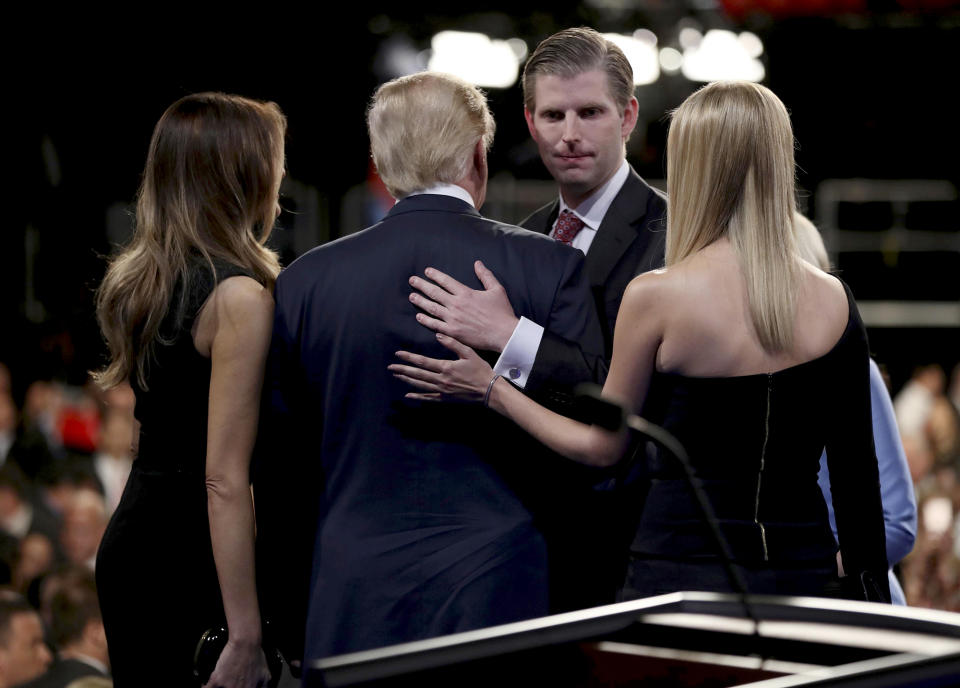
[754,373,772,562]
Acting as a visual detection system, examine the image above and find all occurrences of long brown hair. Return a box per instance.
[94,92,285,389]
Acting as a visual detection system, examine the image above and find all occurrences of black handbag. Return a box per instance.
[193,623,284,687]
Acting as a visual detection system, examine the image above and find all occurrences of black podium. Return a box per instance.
[307,592,960,687]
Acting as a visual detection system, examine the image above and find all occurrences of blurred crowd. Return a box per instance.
[0,354,958,683]
[0,361,128,687]
[896,362,960,611]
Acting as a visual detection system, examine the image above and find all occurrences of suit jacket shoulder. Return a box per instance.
[22,658,106,688]
[520,199,559,235]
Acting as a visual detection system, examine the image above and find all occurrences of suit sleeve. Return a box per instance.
[824,289,891,603]
[523,248,607,410]
[253,277,320,664]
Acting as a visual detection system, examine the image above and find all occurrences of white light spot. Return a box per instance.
[681,29,765,83]
[602,33,660,85]
[678,27,703,50]
[738,31,764,59]
[924,497,953,536]
[507,37,529,62]
[659,47,683,73]
[632,28,658,47]
[428,31,523,89]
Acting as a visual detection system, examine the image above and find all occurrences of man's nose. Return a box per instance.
[561,115,580,143]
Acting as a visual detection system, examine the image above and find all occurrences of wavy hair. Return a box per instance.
[367,72,495,199]
[666,81,799,352]
[521,27,634,115]
[94,92,285,389]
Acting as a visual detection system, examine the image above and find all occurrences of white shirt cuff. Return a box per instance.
[493,317,544,389]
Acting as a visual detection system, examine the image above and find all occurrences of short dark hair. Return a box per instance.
[0,592,37,647]
[522,27,634,114]
[0,463,29,499]
[47,568,100,649]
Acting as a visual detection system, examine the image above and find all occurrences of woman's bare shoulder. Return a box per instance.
[802,261,848,318]
[621,267,673,314]
[796,261,851,354]
[194,276,274,355]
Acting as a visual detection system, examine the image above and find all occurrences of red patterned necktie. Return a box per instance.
[554,209,585,245]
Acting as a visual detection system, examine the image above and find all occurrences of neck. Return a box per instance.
[453,178,483,209]
[559,186,592,210]
[61,646,107,668]
[559,158,624,210]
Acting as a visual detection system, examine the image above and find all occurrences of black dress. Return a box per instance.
[96,259,254,687]
[620,282,890,601]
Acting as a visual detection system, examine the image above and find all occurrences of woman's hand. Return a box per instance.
[390,333,494,402]
[204,639,272,688]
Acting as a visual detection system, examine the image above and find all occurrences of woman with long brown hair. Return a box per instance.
[94,92,284,686]
[391,81,890,602]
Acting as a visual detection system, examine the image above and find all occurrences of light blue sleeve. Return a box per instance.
[818,359,917,605]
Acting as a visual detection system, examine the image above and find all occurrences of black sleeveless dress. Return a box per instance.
[620,282,890,601]
[96,258,255,687]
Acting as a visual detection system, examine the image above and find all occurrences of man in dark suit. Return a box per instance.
[406,28,667,612]
[22,570,108,688]
[254,71,604,667]
[409,27,666,395]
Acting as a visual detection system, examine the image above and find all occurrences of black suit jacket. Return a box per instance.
[21,657,107,688]
[521,167,667,394]
[517,167,666,611]
[255,194,604,662]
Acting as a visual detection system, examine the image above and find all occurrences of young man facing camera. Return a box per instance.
[407,28,668,611]
[411,27,667,396]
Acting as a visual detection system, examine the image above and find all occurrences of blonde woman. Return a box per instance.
[94,93,284,686]
[392,81,890,601]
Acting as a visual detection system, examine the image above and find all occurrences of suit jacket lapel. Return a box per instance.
[529,200,559,236]
[585,168,656,287]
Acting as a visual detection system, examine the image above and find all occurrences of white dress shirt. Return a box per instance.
[405,183,476,207]
[493,160,630,387]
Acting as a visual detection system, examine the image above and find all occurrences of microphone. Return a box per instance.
[573,384,762,632]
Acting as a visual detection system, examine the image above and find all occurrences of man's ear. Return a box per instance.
[621,96,639,140]
[524,107,538,141]
[84,618,107,649]
[473,139,489,208]
[473,139,487,181]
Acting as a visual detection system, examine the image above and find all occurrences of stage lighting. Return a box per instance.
[428,31,526,89]
[602,32,660,85]
[681,29,765,83]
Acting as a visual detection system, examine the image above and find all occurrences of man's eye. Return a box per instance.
[543,111,563,121]
[582,108,600,118]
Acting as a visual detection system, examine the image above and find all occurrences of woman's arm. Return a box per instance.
[198,275,274,687]
[392,273,663,467]
[823,291,891,602]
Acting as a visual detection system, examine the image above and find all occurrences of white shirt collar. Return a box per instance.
[61,652,110,675]
[403,183,476,208]
[557,159,630,230]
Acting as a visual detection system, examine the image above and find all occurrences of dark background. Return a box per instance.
[6,0,959,400]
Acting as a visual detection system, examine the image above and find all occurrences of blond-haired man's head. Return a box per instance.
[367,72,495,202]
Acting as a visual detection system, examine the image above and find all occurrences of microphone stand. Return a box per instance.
[574,385,763,642]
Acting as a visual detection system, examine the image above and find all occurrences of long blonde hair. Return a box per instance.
[666,81,799,352]
[94,92,285,389]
